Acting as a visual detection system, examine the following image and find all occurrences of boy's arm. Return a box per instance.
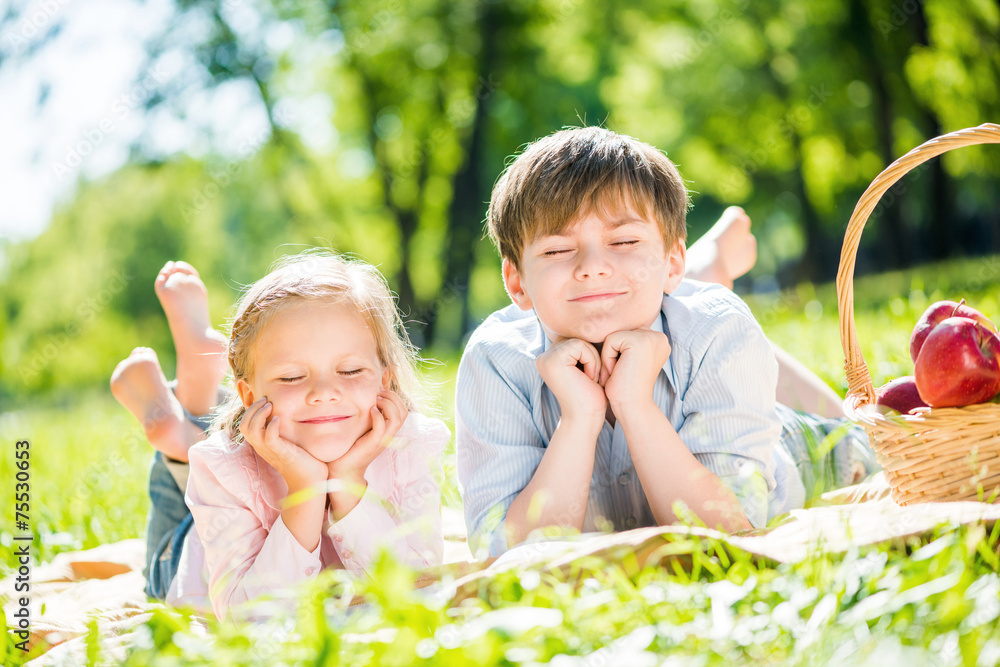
[456,339,603,557]
[505,338,607,546]
[613,404,753,531]
[671,306,782,528]
[604,330,753,532]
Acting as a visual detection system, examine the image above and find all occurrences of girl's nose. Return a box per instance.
[307,376,341,403]
[574,244,613,280]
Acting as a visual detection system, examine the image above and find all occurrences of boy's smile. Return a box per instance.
[503,204,685,344]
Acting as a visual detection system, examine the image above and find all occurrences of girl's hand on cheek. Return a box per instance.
[240,397,328,491]
[327,389,408,483]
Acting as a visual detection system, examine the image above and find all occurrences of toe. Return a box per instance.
[170,261,200,277]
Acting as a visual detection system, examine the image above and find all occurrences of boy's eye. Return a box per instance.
[612,240,639,247]
[279,376,303,383]
[542,248,572,256]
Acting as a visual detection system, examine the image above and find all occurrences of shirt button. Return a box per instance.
[625,516,638,528]
[333,535,343,543]
[343,550,353,560]
[618,474,630,486]
[305,567,316,575]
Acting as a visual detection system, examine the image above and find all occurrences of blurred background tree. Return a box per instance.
[2,0,999,404]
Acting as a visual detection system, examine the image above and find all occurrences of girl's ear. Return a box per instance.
[663,240,686,295]
[502,258,534,310]
[236,378,255,407]
[380,367,392,390]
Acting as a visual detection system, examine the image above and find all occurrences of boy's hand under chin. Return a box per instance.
[536,338,608,429]
[600,329,672,420]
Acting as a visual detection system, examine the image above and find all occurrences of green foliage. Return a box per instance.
[4,1,1000,657]
[5,0,1000,402]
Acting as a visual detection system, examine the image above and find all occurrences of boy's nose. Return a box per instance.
[574,245,613,279]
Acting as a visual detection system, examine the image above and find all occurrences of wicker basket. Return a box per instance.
[838,123,1000,505]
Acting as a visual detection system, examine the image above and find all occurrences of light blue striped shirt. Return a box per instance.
[456,279,805,557]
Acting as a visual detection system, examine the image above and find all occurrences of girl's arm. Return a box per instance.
[186,439,326,620]
[326,413,449,573]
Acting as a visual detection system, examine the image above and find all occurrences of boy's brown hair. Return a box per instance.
[487,126,690,269]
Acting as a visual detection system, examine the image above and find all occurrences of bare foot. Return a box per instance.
[685,206,758,289]
[110,347,204,462]
[154,261,228,417]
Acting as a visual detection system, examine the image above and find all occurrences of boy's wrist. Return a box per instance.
[609,398,660,426]
[555,408,605,439]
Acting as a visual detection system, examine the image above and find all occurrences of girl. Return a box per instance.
[142,252,450,620]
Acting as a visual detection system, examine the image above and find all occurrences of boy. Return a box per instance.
[456,127,874,558]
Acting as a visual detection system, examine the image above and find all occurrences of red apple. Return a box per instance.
[910,299,996,363]
[875,376,929,414]
[914,316,1000,408]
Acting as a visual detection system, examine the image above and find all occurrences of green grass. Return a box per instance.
[12,525,999,666]
[1,395,152,568]
[4,255,1000,665]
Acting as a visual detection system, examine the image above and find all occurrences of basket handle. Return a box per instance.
[838,123,1000,407]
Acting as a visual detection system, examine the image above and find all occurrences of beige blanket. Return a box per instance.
[5,475,999,665]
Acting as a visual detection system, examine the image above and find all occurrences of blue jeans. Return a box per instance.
[142,385,230,598]
[776,404,880,501]
[143,451,194,599]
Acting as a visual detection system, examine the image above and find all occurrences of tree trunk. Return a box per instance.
[910,3,956,261]
[851,0,909,269]
[432,2,500,347]
[791,133,828,283]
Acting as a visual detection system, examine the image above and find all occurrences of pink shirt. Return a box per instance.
[166,412,449,619]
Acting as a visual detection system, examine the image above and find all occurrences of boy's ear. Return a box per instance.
[502,258,534,310]
[236,379,255,408]
[663,240,686,295]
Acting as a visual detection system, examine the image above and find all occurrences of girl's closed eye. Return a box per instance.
[278,376,304,383]
[340,368,365,376]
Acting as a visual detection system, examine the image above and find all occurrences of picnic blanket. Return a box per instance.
[5,474,1000,665]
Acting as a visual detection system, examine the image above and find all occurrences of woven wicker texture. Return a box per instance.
[837,123,1000,505]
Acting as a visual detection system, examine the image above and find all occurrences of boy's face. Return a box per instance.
[503,203,685,344]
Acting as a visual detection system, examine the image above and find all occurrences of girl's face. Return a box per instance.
[237,300,388,463]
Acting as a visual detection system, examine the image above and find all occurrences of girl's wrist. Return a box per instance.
[328,478,368,521]
[327,464,365,487]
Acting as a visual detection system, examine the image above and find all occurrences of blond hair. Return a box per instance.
[488,126,690,270]
[214,251,422,445]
